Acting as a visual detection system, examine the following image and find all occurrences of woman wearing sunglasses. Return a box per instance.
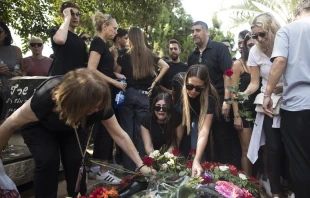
[243,13,292,198]
[140,93,183,155]
[182,65,220,177]
[230,31,258,176]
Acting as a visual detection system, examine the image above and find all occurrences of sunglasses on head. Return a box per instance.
[154,106,168,112]
[70,10,82,17]
[186,84,205,92]
[81,36,91,41]
[30,43,43,47]
[251,32,266,40]
[104,15,112,23]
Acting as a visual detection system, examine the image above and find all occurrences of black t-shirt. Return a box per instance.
[117,54,160,90]
[90,37,115,79]
[161,61,188,89]
[49,29,88,75]
[189,95,216,116]
[187,39,232,99]
[30,76,114,132]
[141,112,182,150]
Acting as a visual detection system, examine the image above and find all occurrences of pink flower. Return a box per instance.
[215,181,244,198]
[242,189,253,198]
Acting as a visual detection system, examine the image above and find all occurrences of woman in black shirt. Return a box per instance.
[0,69,152,197]
[141,93,184,155]
[116,27,169,171]
[182,65,220,177]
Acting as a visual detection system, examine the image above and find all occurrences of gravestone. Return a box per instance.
[1,76,49,120]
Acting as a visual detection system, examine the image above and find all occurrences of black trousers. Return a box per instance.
[281,109,310,197]
[92,122,113,160]
[21,123,87,198]
[263,115,289,194]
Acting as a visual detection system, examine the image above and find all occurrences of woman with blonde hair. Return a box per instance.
[117,27,169,171]
[243,12,292,198]
[87,11,126,184]
[182,64,220,177]
[0,68,153,197]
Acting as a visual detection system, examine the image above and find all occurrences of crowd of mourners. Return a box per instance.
[0,1,310,198]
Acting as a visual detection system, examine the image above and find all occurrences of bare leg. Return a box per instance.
[238,127,252,176]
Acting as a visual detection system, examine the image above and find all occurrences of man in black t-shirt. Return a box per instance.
[48,2,88,75]
[188,21,239,166]
[160,39,188,95]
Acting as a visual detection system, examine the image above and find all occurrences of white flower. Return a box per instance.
[176,165,181,170]
[219,165,229,171]
[167,159,175,166]
[238,173,247,180]
[149,150,160,158]
[161,163,168,171]
[164,152,174,159]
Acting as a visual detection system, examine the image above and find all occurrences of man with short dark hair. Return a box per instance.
[188,21,237,165]
[160,39,188,95]
[48,1,88,75]
[23,36,52,76]
[263,1,310,197]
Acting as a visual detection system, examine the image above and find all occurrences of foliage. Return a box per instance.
[219,0,301,28]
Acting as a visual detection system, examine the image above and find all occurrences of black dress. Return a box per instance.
[141,112,182,150]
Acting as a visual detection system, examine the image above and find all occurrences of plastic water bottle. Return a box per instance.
[14,63,21,72]
[114,79,126,108]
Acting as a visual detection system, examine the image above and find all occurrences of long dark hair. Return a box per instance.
[241,32,252,61]
[150,93,178,149]
[0,21,13,46]
[182,65,220,133]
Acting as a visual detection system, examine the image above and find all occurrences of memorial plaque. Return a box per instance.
[1,76,49,120]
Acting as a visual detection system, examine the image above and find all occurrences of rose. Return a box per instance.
[162,163,168,171]
[167,159,175,166]
[143,156,154,167]
[186,161,193,168]
[238,173,247,180]
[224,69,233,77]
[189,149,196,155]
[164,152,174,159]
[229,165,238,176]
[172,149,180,156]
[201,172,213,184]
[219,165,229,171]
[149,150,160,158]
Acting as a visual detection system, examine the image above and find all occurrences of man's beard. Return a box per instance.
[170,54,179,61]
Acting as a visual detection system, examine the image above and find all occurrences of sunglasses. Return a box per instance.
[251,32,266,40]
[81,36,91,41]
[30,43,43,47]
[247,43,255,48]
[154,106,168,112]
[71,10,82,17]
[186,84,205,92]
[104,15,112,24]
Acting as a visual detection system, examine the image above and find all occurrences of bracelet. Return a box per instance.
[264,94,271,97]
[136,164,146,172]
[224,98,230,102]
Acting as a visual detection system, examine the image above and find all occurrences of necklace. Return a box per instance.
[158,123,166,133]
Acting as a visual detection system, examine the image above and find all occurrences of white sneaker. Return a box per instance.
[96,170,121,185]
[259,176,272,197]
[88,166,100,179]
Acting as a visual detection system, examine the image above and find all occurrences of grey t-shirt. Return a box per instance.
[271,16,310,111]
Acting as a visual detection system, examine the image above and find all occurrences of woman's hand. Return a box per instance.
[114,81,127,91]
[234,117,243,132]
[191,159,203,177]
[147,81,157,97]
[0,64,9,74]
[110,46,118,59]
[114,72,126,80]
[139,165,157,175]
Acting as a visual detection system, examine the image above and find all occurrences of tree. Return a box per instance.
[219,0,300,28]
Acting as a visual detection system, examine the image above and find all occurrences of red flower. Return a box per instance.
[186,161,193,168]
[243,189,253,198]
[229,165,238,176]
[201,161,212,170]
[249,176,260,185]
[189,149,196,155]
[172,149,180,156]
[143,156,154,167]
[224,69,233,77]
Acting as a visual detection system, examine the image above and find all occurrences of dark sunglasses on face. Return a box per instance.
[30,43,43,47]
[81,36,91,41]
[154,106,168,112]
[71,10,82,17]
[186,84,205,92]
[251,32,266,40]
